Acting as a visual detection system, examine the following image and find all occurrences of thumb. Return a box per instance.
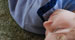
[43,20,54,32]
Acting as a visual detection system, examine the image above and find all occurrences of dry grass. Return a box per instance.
[0,0,44,40]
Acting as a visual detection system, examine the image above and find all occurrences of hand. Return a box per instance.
[43,9,75,32]
[45,28,75,40]
[43,9,75,40]
[45,29,67,40]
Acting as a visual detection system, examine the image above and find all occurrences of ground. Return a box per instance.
[0,0,44,40]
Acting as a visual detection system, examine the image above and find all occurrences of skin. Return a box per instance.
[43,9,75,40]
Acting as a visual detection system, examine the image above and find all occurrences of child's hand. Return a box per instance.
[43,9,75,33]
[43,9,75,40]
[45,28,75,40]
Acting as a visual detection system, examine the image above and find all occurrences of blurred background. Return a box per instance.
[0,0,44,40]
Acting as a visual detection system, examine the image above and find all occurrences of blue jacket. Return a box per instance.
[8,0,75,34]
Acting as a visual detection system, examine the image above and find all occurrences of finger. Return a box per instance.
[55,28,71,34]
[43,20,54,32]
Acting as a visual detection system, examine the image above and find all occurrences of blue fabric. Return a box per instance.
[37,0,57,21]
[62,0,75,11]
[8,0,75,34]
